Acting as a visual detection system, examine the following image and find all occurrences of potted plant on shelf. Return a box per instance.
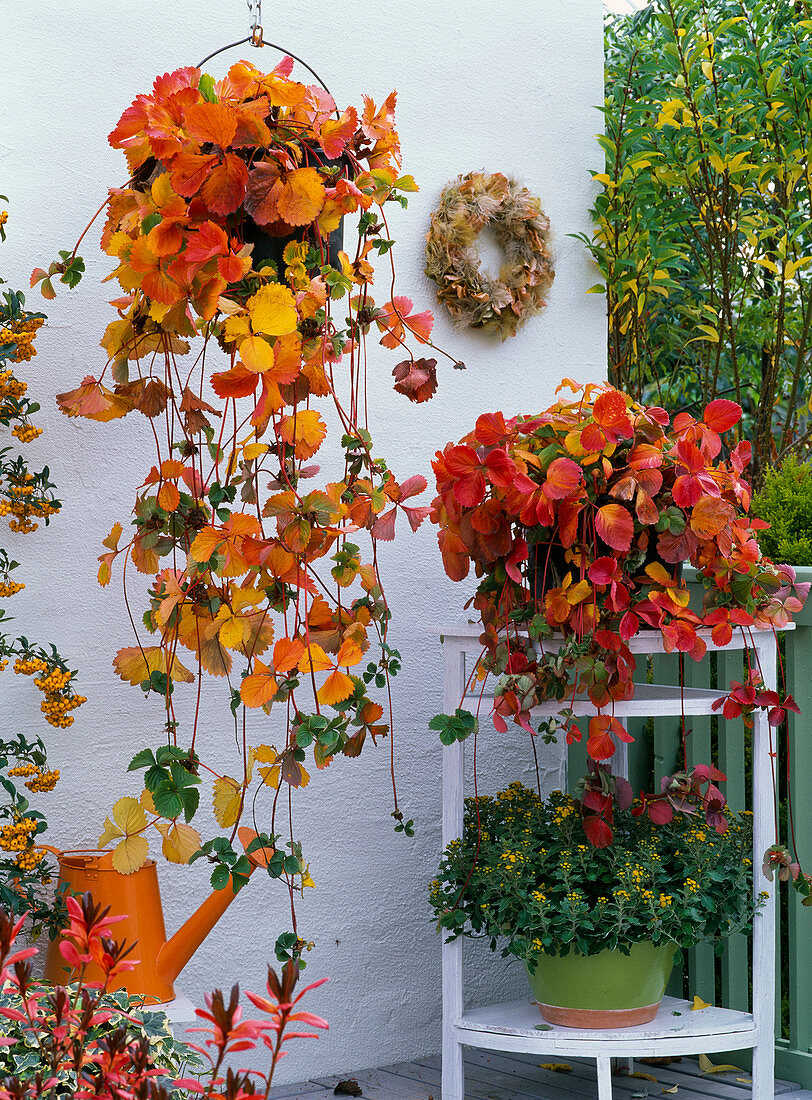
[429,380,809,881]
[32,55,453,971]
[431,771,761,1028]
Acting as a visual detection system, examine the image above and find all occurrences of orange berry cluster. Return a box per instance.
[16,846,45,871]
[0,806,46,870]
[41,695,85,728]
[0,580,24,597]
[0,815,37,852]
[25,767,60,791]
[0,368,28,400]
[13,656,86,728]
[11,424,42,443]
[0,316,43,363]
[0,475,60,533]
[7,763,38,777]
[34,666,72,693]
[14,655,47,675]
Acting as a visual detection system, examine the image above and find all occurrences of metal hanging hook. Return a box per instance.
[247,0,263,46]
[195,0,337,111]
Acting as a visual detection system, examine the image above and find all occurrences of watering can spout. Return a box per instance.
[43,826,274,1003]
[156,827,270,986]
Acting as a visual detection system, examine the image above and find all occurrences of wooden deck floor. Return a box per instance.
[268,1052,812,1100]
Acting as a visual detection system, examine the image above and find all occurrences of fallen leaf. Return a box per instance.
[333,1082,362,1097]
[698,1054,743,1075]
[736,1079,752,1084]
[628,1073,658,1082]
[692,995,711,1011]
[540,1064,572,1073]
[662,1086,678,1094]
[534,1023,553,1031]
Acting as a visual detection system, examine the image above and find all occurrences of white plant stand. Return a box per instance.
[437,624,784,1100]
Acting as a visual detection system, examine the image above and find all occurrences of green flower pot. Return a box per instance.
[526,941,677,1029]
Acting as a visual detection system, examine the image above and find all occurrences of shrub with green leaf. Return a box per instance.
[752,454,812,564]
[0,984,201,1097]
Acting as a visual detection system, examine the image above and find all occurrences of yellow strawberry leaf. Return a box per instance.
[112,834,150,875]
[156,821,202,864]
[253,744,281,788]
[692,996,712,1012]
[239,335,275,374]
[213,776,243,828]
[298,642,333,672]
[102,522,123,552]
[98,816,123,849]
[247,283,298,337]
[140,788,156,814]
[645,561,674,585]
[113,646,195,686]
[112,795,147,835]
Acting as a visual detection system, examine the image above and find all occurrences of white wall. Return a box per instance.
[1,0,605,1083]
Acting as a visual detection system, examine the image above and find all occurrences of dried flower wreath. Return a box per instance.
[424,171,554,340]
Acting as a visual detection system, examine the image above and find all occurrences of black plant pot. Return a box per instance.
[527,539,571,604]
[241,150,347,274]
[527,535,683,605]
[242,214,344,273]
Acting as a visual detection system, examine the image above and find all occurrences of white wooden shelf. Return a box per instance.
[464,682,724,717]
[431,623,793,652]
[437,625,781,1100]
[456,996,757,1057]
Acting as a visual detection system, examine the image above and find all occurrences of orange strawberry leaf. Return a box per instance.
[596,503,634,552]
[183,102,238,149]
[277,168,326,227]
[277,409,327,459]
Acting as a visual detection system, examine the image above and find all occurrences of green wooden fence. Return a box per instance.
[562,572,812,1082]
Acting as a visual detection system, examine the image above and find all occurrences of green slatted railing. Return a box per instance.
[609,569,812,1085]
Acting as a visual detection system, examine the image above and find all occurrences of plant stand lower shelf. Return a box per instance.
[456,995,756,1056]
[436,624,783,1100]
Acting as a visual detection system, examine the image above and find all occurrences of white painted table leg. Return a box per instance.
[442,641,466,1100]
[752,631,777,1100]
[597,1056,613,1100]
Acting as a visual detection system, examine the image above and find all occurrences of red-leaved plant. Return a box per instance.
[430,380,806,746]
[428,380,810,897]
[30,55,459,958]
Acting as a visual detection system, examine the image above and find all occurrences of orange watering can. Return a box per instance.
[43,826,272,1003]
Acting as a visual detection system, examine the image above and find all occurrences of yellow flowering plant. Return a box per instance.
[431,779,759,964]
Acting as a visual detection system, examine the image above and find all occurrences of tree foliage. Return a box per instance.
[581,0,812,486]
